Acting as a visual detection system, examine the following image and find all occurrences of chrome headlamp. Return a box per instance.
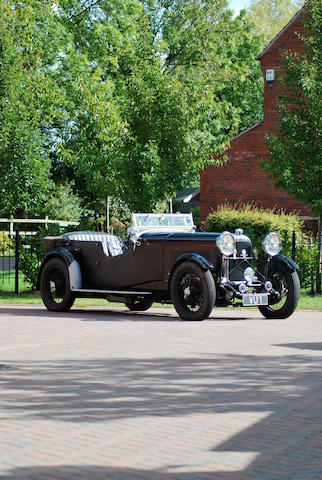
[244,267,255,283]
[262,232,282,256]
[217,231,235,256]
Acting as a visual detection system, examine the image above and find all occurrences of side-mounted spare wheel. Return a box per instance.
[40,257,75,312]
[171,261,216,321]
[258,261,300,319]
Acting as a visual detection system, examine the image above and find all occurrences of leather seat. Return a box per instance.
[64,231,124,257]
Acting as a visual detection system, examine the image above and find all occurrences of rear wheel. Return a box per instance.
[258,265,300,319]
[40,258,75,312]
[171,261,215,321]
[125,299,153,311]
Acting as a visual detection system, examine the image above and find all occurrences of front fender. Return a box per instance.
[173,253,213,271]
[37,247,82,290]
[256,253,299,281]
[168,253,214,286]
[271,253,299,271]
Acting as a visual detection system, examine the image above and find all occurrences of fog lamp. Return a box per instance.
[244,267,254,283]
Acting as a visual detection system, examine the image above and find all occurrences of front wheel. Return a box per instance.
[40,258,75,312]
[171,261,216,321]
[258,267,300,319]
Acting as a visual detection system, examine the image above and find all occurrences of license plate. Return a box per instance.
[242,293,268,306]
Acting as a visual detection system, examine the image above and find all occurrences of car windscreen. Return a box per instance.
[132,213,194,229]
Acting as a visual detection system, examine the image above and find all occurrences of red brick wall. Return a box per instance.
[200,9,313,224]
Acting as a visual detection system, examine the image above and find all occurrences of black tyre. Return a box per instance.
[258,264,300,319]
[125,299,153,311]
[171,261,216,321]
[40,258,75,312]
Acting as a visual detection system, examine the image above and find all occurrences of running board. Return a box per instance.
[71,288,152,295]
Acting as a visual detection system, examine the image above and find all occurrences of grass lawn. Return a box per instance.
[0,289,321,311]
[1,269,321,311]
[0,270,31,293]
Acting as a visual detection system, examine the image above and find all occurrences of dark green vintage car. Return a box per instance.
[38,213,300,321]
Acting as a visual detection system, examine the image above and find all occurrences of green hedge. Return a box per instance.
[0,232,12,254]
[206,203,303,251]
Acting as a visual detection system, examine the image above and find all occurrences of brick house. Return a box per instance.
[200,6,314,225]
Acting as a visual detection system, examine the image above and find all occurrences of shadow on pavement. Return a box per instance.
[0,464,285,480]
[1,353,321,478]
[0,305,256,322]
[1,449,321,480]
[0,305,177,321]
[2,353,321,422]
[275,342,322,351]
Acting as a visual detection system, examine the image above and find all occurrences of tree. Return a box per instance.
[264,1,321,216]
[263,0,322,291]
[247,0,305,45]
[0,0,264,214]
[43,183,83,222]
[0,1,70,216]
[55,0,263,211]
[217,11,263,132]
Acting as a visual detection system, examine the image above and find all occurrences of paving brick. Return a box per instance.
[0,305,321,479]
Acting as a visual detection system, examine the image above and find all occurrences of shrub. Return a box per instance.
[206,202,304,252]
[295,236,320,290]
[43,183,83,222]
[18,224,65,291]
[0,232,12,254]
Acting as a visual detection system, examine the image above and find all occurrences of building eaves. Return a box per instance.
[230,119,264,142]
[174,187,200,203]
[257,4,307,60]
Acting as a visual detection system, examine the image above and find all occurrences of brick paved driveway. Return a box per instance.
[0,304,321,480]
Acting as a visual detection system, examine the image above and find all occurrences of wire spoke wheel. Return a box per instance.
[258,263,300,319]
[46,268,67,305]
[268,272,289,310]
[178,272,203,313]
[171,261,215,321]
[40,258,75,312]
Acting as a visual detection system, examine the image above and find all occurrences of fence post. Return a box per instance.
[15,229,20,294]
[9,215,14,236]
[291,231,296,261]
[317,219,322,294]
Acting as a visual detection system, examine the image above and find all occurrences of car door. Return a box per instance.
[90,245,134,289]
[130,234,166,287]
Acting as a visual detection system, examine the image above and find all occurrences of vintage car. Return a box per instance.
[38,213,300,321]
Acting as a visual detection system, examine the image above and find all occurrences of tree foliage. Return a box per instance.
[43,183,83,222]
[55,0,264,210]
[264,1,322,216]
[0,0,263,214]
[0,1,70,216]
[247,0,305,45]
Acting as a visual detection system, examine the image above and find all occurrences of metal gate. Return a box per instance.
[0,217,79,293]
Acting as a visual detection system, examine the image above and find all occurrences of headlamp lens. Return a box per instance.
[217,232,235,256]
[262,232,282,256]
